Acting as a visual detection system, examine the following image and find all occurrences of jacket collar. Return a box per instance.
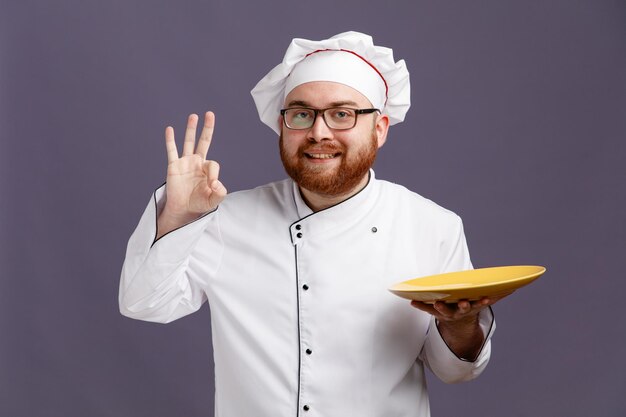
[289,170,380,244]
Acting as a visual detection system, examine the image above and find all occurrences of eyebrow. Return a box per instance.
[286,100,360,108]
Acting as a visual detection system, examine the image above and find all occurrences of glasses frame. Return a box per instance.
[280,107,380,130]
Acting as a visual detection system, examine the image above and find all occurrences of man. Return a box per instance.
[120,31,501,417]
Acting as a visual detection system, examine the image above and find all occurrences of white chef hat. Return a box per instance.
[251,31,411,134]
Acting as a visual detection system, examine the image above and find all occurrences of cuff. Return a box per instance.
[150,183,219,249]
[422,306,496,383]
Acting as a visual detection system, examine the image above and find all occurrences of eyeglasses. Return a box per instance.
[280,107,380,130]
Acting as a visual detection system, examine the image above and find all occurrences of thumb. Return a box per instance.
[208,179,227,207]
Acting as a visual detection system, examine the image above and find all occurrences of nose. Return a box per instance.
[306,112,333,142]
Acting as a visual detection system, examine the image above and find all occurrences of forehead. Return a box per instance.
[284,81,373,108]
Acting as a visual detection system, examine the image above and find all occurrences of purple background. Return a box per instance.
[1,1,625,416]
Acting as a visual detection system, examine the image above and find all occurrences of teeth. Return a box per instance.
[308,153,336,159]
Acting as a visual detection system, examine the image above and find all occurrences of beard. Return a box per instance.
[279,130,378,197]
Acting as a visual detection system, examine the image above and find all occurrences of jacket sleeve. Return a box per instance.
[118,184,224,323]
[419,215,496,383]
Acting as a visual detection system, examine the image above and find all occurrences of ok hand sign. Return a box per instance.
[157,112,227,239]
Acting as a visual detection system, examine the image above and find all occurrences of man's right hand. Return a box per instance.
[156,111,227,240]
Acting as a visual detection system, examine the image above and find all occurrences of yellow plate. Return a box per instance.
[388,265,546,304]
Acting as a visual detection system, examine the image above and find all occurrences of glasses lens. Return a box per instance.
[285,108,315,129]
[324,108,356,129]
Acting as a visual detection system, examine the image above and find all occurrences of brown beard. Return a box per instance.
[279,131,378,197]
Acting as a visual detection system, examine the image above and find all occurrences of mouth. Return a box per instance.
[304,152,341,159]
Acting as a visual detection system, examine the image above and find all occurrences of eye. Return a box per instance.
[293,109,313,120]
[329,108,355,120]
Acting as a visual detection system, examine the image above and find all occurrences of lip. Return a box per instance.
[304,152,341,159]
[302,145,342,155]
[302,151,342,163]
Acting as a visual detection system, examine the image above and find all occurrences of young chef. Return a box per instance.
[120,31,501,417]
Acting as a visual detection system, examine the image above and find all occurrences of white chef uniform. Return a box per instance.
[119,170,495,417]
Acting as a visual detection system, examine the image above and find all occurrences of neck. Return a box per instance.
[299,173,370,212]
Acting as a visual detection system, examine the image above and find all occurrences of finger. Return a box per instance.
[207,178,227,209]
[472,298,492,308]
[164,126,179,163]
[195,111,215,159]
[457,300,472,314]
[182,114,199,156]
[410,300,438,315]
[433,301,455,317]
[205,160,220,183]
[210,179,227,198]
[472,292,512,309]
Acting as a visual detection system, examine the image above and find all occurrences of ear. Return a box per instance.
[374,114,390,148]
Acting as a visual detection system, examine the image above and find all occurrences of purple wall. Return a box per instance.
[1,1,625,416]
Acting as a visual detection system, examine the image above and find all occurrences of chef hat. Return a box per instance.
[251,31,411,134]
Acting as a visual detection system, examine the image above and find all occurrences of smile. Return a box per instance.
[305,153,340,159]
